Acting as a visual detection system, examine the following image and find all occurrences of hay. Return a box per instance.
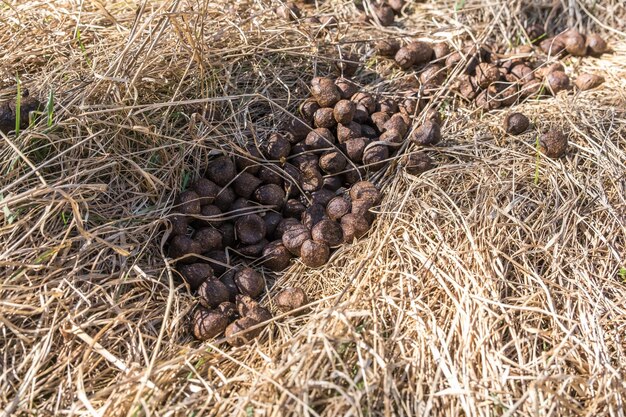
[1,0,625,416]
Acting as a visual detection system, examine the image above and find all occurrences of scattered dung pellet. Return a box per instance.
[586,34,608,56]
[194,227,223,251]
[311,219,344,247]
[311,77,341,107]
[475,62,500,88]
[420,64,446,87]
[306,127,336,149]
[432,42,450,60]
[300,98,321,123]
[206,250,229,276]
[388,0,404,13]
[319,151,347,174]
[282,223,311,256]
[276,2,301,20]
[217,222,236,248]
[535,62,564,79]
[258,165,284,186]
[395,46,417,69]
[219,270,239,301]
[539,37,566,55]
[341,213,370,242]
[237,295,273,323]
[179,263,214,291]
[379,129,402,144]
[560,29,586,56]
[314,107,337,128]
[383,113,409,137]
[234,267,265,298]
[265,133,291,160]
[170,215,189,236]
[283,163,302,198]
[213,186,236,212]
[275,287,309,315]
[519,79,543,98]
[505,113,530,135]
[225,316,262,347]
[351,198,374,219]
[370,111,390,132]
[374,38,401,57]
[284,116,311,141]
[361,124,377,139]
[238,239,269,258]
[411,120,441,145]
[458,77,479,101]
[334,100,356,124]
[262,241,292,271]
[198,279,231,309]
[197,205,223,227]
[539,129,568,158]
[335,78,359,99]
[351,92,376,114]
[300,165,324,192]
[362,144,389,171]
[312,188,336,207]
[175,190,202,215]
[407,41,434,65]
[323,176,343,191]
[193,178,220,205]
[445,51,463,68]
[169,235,201,260]
[353,104,369,123]
[254,184,286,208]
[293,153,318,172]
[337,121,362,144]
[349,181,380,204]
[283,199,306,218]
[206,156,237,186]
[372,3,394,26]
[192,307,229,340]
[235,214,267,245]
[301,203,328,230]
[217,301,238,321]
[402,152,434,175]
[327,196,351,221]
[475,89,500,111]
[263,211,283,238]
[300,239,330,268]
[377,98,398,114]
[575,73,604,91]
[508,64,534,84]
[344,137,368,163]
[235,145,263,174]
[343,166,366,185]
[231,198,254,213]
[233,172,263,199]
[545,70,570,94]
[274,217,301,239]
[425,108,442,124]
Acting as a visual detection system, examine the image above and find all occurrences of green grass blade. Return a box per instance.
[46,89,55,127]
[15,75,21,136]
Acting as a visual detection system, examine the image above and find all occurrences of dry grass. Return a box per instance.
[1,0,625,416]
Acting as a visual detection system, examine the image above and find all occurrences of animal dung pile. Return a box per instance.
[373,28,609,111]
[170,27,610,345]
[169,74,440,344]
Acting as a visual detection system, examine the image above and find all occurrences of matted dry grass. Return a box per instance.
[1,0,625,416]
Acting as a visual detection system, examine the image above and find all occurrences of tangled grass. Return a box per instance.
[1,0,625,416]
